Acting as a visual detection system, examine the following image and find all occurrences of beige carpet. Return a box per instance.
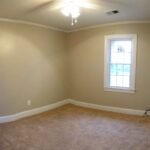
[0,104,150,150]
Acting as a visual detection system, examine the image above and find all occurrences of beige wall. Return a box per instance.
[0,22,68,115]
[1,22,150,116]
[68,23,150,110]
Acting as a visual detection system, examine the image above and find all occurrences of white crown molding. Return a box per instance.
[68,21,150,33]
[0,18,67,32]
[0,99,146,123]
[0,18,150,33]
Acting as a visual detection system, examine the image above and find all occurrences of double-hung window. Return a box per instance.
[104,34,137,93]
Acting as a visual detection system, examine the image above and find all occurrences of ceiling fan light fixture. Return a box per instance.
[61,7,70,16]
[61,5,80,18]
[71,7,80,18]
[61,0,81,26]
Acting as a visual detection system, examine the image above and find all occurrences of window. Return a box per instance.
[104,34,137,93]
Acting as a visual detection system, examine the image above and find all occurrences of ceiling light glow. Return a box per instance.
[61,0,81,26]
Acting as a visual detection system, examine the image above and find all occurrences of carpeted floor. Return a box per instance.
[0,104,150,150]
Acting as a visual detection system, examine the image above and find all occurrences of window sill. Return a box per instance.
[104,87,135,94]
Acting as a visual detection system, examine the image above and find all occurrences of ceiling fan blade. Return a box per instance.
[27,0,127,14]
[28,0,61,13]
[78,1,100,9]
[48,2,66,10]
[91,0,127,7]
[49,0,100,11]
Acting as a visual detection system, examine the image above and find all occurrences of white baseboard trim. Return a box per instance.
[68,99,145,116]
[0,99,146,123]
[0,99,69,124]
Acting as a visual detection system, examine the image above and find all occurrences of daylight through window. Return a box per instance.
[104,34,137,93]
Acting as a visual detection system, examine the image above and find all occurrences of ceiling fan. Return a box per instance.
[29,0,123,26]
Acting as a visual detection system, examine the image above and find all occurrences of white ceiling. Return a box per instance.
[0,0,150,31]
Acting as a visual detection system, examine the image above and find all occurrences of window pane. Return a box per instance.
[117,64,124,76]
[110,40,132,64]
[124,53,131,64]
[123,65,130,76]
[110,64,117,75]
[110,64,131,88]
[110,75,130,88]
[109,40,132,88]
[123,76,130,87]
[116,76,123,87]
[110,64,130,77]
[110,75,116,87]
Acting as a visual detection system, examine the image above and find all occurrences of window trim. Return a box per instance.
[104,34,137,93]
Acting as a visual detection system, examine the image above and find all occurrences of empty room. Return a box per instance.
[0,0,150,149]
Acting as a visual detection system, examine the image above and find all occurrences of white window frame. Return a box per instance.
[104,34,137,93]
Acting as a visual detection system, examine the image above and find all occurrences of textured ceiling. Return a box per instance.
[0,0,150,31]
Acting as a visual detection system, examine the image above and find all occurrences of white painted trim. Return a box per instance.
[0,99,146,123]
[0,18,149,33]
[0,18,67,32]
[0,99,69,123]
[68,99,145,116]
[104,87,135,94]
[68,21,150,33]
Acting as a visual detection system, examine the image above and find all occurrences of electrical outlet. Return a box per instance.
[27,100,31,106]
